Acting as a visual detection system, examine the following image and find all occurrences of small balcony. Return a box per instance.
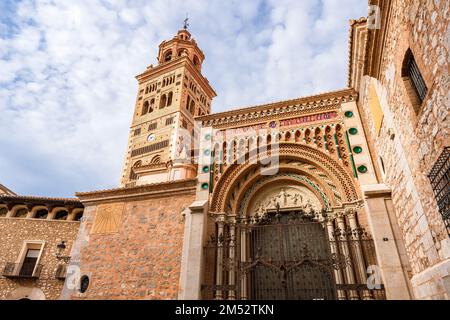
[2,262,43,279]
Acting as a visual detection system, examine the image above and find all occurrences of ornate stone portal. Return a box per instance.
[248,185,322,220]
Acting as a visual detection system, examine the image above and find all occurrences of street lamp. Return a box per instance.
[56,241,71,264]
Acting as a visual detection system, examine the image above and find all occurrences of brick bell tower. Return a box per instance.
[120,23,216,187]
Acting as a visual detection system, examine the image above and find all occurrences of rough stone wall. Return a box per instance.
[0,218,80,300]
[359,0,450,298]
[70,193,195,300]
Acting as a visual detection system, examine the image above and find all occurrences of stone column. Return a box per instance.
[215,216,225,300]
[336,212,359,300]
[362,184,412,299]
[240,219,248,300]
[227,219,236,300]
[178,200,209,300]
[326,217,346,300]
[347,208,372,300]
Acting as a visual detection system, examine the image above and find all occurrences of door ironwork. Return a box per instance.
[202,209,386,300]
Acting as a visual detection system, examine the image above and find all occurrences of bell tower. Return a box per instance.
[120,25,216,187]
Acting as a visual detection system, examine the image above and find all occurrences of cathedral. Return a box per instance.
[0,0,449,300]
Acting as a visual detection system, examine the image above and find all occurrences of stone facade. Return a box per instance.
[63,179,196,300]
[351,0,450,299]
[0,217,80,300]
[1,0,448,300]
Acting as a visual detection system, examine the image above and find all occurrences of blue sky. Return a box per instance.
[0,0,368,197]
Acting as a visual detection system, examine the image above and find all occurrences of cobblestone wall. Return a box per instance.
[359,0,450,299]
[0,218,80,300]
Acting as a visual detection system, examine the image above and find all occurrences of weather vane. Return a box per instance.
[183,13,189,29]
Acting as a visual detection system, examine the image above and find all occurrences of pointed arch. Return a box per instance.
[142,101,149,115]
[160,94,167,109]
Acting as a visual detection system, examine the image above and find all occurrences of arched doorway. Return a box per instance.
[202,143,386,300]
[8,287,46,300]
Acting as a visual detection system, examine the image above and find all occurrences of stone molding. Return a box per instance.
[76,178,197,204]
[197,89,357,128]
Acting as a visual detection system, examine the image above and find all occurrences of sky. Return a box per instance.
[0,0,368,197]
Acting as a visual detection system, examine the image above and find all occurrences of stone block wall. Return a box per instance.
[358,0,450,298]
[68,181,196,300]
[0,218,80,300]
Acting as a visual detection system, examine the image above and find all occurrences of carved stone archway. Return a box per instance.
[203,143,385,300]
[210,143,361,215]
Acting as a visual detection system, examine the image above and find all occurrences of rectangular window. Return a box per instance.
[405,54,428,103]
[165,117,174,126]
[428,147,450,236]
[19,249,40,276]
[2,241,44,278]
[148,122,157,131]
[130,139,169,157]
[133,128,141,136]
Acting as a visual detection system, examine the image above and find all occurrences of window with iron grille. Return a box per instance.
[402,49,428,112]
[148,122,157,131]
[130,139,169,157]
[428,147,450,236]
[165,117,174,126]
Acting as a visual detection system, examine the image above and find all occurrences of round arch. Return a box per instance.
[238,173,331,218]
[8,287,46,300]
[210,142,360,214]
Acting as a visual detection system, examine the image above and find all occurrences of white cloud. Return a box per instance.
[0,0,367,197]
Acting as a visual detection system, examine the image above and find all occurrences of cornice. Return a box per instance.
[136,56,216,98]
[76,178,197,204]
[0,183,16,195]
[347,17,368,88]
[0,195,82,207]
[197,88,357,128]
[365,0,393,80]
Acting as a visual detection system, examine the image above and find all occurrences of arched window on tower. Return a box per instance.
[129,160,142,181]
[164,50,172,62]
[193,55,200,68]
[186,96,191,110]
[167,92,173,106]
[189,100,195,115]
[142,101,149,115]
[149,99,155,113]
[178,48,187,57]
[160,94,167,109]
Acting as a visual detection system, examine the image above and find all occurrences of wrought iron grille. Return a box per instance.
[202,210,386,300]
[428,147,450,236]
[405,52,428,102]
